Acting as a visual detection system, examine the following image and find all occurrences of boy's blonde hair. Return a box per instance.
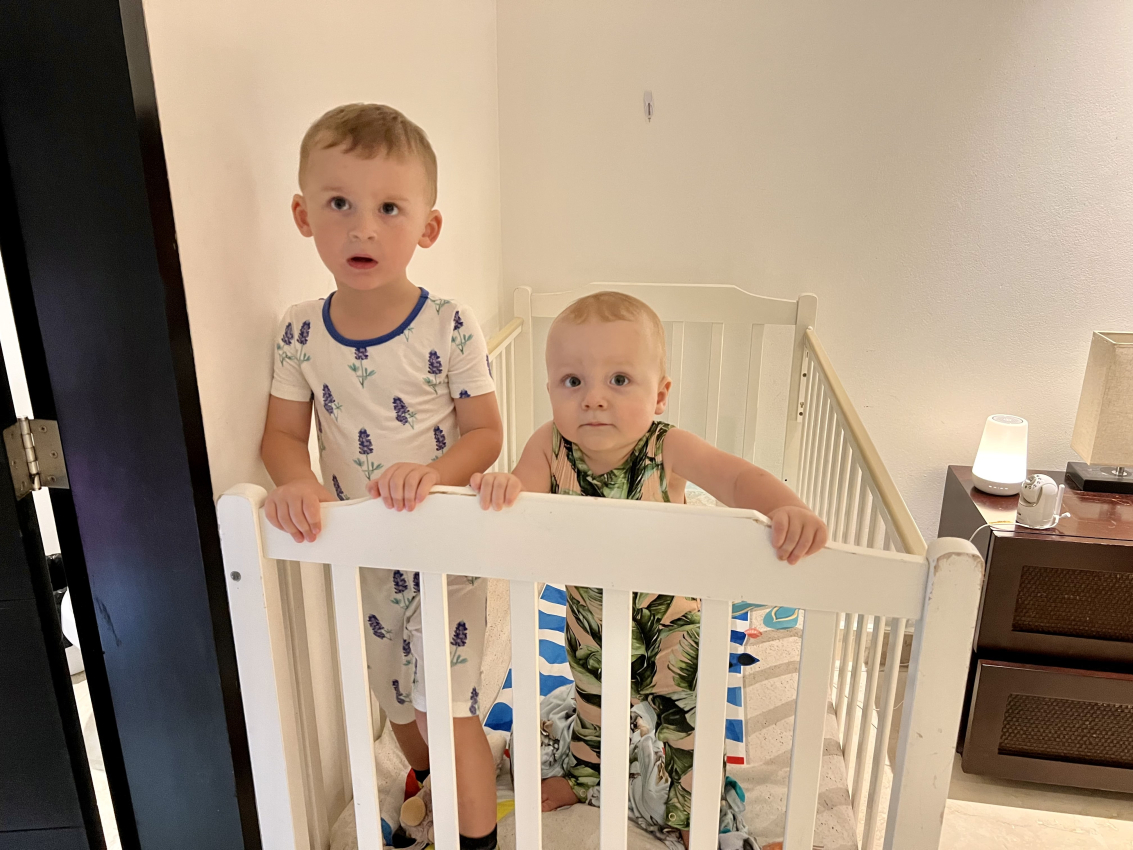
[299,104,438,205]
[551,291,667,376]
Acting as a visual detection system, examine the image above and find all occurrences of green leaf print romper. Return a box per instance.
[549,421,747,846]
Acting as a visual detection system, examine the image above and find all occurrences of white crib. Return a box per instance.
[217,283,983,850]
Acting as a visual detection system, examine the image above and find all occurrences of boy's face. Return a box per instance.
[292,145,440,291]
[546,319,671,459]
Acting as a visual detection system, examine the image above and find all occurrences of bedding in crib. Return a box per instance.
[329,487,860,849]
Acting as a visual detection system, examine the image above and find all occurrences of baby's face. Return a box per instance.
[293,146,439,291]
[546,319,670,460]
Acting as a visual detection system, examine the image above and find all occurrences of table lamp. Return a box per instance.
[972,414,1029,496]
[1067,331,1133,493]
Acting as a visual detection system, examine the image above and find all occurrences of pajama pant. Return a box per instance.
[360,568,488,724]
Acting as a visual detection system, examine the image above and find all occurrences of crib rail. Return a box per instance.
[791,328,927,848]
[219,487,981,850]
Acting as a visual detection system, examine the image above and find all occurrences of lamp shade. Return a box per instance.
[972,414,1028,495]
[1070,332,1133,466]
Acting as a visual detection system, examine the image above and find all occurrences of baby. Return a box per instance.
[471,291,826,849]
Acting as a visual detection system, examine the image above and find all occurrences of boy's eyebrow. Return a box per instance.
[316,185,412,203]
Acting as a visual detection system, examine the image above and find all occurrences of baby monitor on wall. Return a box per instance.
[1016,474,1065,530]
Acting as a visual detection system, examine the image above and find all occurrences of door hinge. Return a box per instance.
[3,418,69,499]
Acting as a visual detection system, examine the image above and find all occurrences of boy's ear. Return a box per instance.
[292,194,313,237]
[418,209,443,249]
[654,376,673,415]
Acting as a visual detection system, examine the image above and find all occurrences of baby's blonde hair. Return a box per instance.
[299,103,438,205]
[550,291,667,376]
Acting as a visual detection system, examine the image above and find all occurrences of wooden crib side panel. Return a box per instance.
[217,486,309,850]
[884,539,984,850]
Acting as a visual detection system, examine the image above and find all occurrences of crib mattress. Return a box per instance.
[329,619,858,850]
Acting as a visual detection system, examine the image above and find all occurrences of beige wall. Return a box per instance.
[144,0,503,496]
[497,1,1133,538]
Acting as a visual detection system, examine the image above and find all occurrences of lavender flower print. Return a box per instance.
[450,620,469,667]
[349,346,375,387]
[353,428,382,480]
[412,572,420,594]
[332,475,347,501]
[401,324,415,342]
[392,680,409,705]
[486,354,493,378]
[321,384,342,420]
[423,349,444,394]
[402,638,412,660]
[430,295,452,313]
[433,425,447,457]
[367,614,387,639]
[390,570,412,611]
[452,310,472,354]
[458,389,471,399]
[469,686,480,716]
[294,320,311,363]
[276,322,296,366]
[392,396,417,429]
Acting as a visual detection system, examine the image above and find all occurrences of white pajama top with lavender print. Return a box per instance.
[270,288,495,501]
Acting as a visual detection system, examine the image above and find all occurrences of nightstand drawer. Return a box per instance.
[976,534,1133,666]
[962,659,1133,792]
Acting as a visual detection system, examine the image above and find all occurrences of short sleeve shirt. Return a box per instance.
[270,288,495,502]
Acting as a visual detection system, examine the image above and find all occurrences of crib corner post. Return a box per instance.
[782,293,817,491]
[883,538,984,850]
[216,485,309,850]
[512,286,535,448]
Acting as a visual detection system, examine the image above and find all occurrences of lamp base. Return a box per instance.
[1065,462,1133,494]
[971,472,1023,496]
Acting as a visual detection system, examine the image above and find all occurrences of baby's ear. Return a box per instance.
[654,376,673,415]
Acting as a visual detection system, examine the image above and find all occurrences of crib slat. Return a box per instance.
[669,322,685,427]
[740,325,765,464]
[497,352,508,474]
[852,615,885,819]
[823,428,845,528]
[862,617,905,850]
[784,609,838,850]
[331,564,383,850]
[842,613,869,776]
[705,323,725,447]
[835,608,856,730]
[420,572,460,850]
[804,385,826,509]
[688,598,732,849]
[831,443,853,543]
[815,392,833,512]
[507,344,518,469]
[600,588,633,850]
[509,580,543,850]
[855,478,873,549]
[797,359,819,498]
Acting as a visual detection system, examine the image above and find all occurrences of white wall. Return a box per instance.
[143,0,503,497]
[497,0,1133,539]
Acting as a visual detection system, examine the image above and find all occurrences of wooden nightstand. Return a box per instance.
[938,465,1133,793]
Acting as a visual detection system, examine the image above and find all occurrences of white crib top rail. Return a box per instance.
[235,484,929,622]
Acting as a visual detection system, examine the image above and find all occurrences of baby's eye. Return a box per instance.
[380,202,400,216]
[563,376,582,389]
[611,374,630,387]
[329,196,351,212]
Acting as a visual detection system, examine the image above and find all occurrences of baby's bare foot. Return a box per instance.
[540,777,579,812]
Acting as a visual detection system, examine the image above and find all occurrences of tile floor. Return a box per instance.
[74,675,1132,849]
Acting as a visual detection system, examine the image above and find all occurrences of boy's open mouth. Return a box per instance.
[347,255,377,270]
